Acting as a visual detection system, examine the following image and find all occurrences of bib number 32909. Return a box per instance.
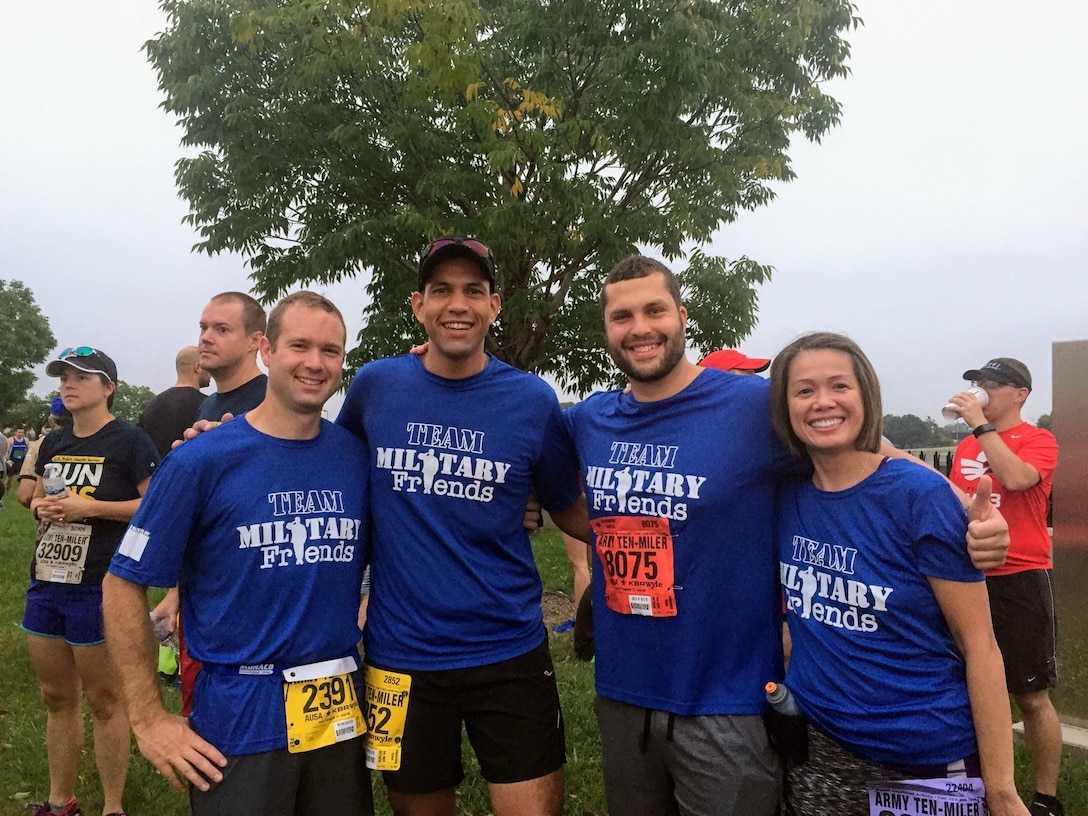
[34,523,91,584]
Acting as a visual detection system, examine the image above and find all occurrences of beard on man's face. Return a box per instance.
[607,328,686,384]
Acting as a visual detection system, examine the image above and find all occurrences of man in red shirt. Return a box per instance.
[947,357,1062,816]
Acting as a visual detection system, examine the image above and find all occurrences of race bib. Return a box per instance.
[282,656,364,754]
[867,777,985,816]
[591,515,676,617]
[34,523,92,584]
[363,665,412,771]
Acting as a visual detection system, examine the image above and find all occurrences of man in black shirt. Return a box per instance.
[138,346,211,457]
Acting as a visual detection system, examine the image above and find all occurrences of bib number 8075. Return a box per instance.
[601,549,659,580]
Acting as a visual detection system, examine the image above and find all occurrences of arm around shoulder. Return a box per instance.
[549,494,592,545]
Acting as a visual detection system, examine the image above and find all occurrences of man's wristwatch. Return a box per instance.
[973,423,998,438]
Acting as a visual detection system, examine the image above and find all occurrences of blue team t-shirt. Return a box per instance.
[337,353,582,671]
[777,458,981,765]
[566,367,802,715]
[109,416,369,755]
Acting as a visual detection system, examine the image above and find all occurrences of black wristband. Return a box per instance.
[973,422,998,438]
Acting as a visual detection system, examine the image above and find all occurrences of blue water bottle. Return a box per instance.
[763,681,808,763]
[765,681,802,716]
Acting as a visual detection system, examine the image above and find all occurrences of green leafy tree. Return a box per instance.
[1036,412,1052,430]
[882,414,951,449]
[111,381,156,425]
[148,0,858,392]
[2,395,52,434]
[0,280,56,418]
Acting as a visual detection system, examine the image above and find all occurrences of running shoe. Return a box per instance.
[26,798,81,816]
[1030,798,1064,816]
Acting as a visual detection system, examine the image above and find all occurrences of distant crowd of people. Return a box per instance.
[12,236,1062,816]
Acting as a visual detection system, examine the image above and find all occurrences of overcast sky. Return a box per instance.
[3,1,1085,424]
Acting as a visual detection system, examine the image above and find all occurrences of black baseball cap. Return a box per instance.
[417,236,497,292]
[962,357,1032,390]
[46,347,118,383]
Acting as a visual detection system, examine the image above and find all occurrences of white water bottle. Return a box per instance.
[765,681,802,716]
[42,463,66,496]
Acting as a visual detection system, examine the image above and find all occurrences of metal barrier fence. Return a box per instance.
[910,449,953,475]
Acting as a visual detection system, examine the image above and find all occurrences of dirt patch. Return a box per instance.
[542,589,575,629]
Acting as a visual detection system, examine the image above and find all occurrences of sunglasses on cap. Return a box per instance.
[58,346,97,359]
[417,236,497,292]
[50,346,115,383]
[419,237,494,267]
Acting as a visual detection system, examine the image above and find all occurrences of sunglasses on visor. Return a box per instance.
[58,346,97,359]
[419,237,494,267]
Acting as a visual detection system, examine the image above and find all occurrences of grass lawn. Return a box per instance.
[1,503,1084,814]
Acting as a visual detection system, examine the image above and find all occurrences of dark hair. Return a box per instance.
[769,332,884,457]
[211,291,267,335]
[50,410,74,429]
[600,255,682,312]
[265,291,346,348]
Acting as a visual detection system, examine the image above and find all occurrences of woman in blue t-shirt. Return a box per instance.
[26,347,159,816]
[767,332,1028,816]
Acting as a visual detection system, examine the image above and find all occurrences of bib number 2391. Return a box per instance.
[283,656,364,754]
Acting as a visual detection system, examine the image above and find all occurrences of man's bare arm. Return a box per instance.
[548,494,593,545]
[102,573,226,791]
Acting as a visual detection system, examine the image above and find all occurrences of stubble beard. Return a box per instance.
[609,330,686,384]
[200,353,243,383]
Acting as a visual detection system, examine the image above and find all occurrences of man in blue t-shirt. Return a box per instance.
[103,292,374,816]
[564,256,795,816]
[564,255,1013,816]
[5,425,29,492]
[336,237,591,816]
